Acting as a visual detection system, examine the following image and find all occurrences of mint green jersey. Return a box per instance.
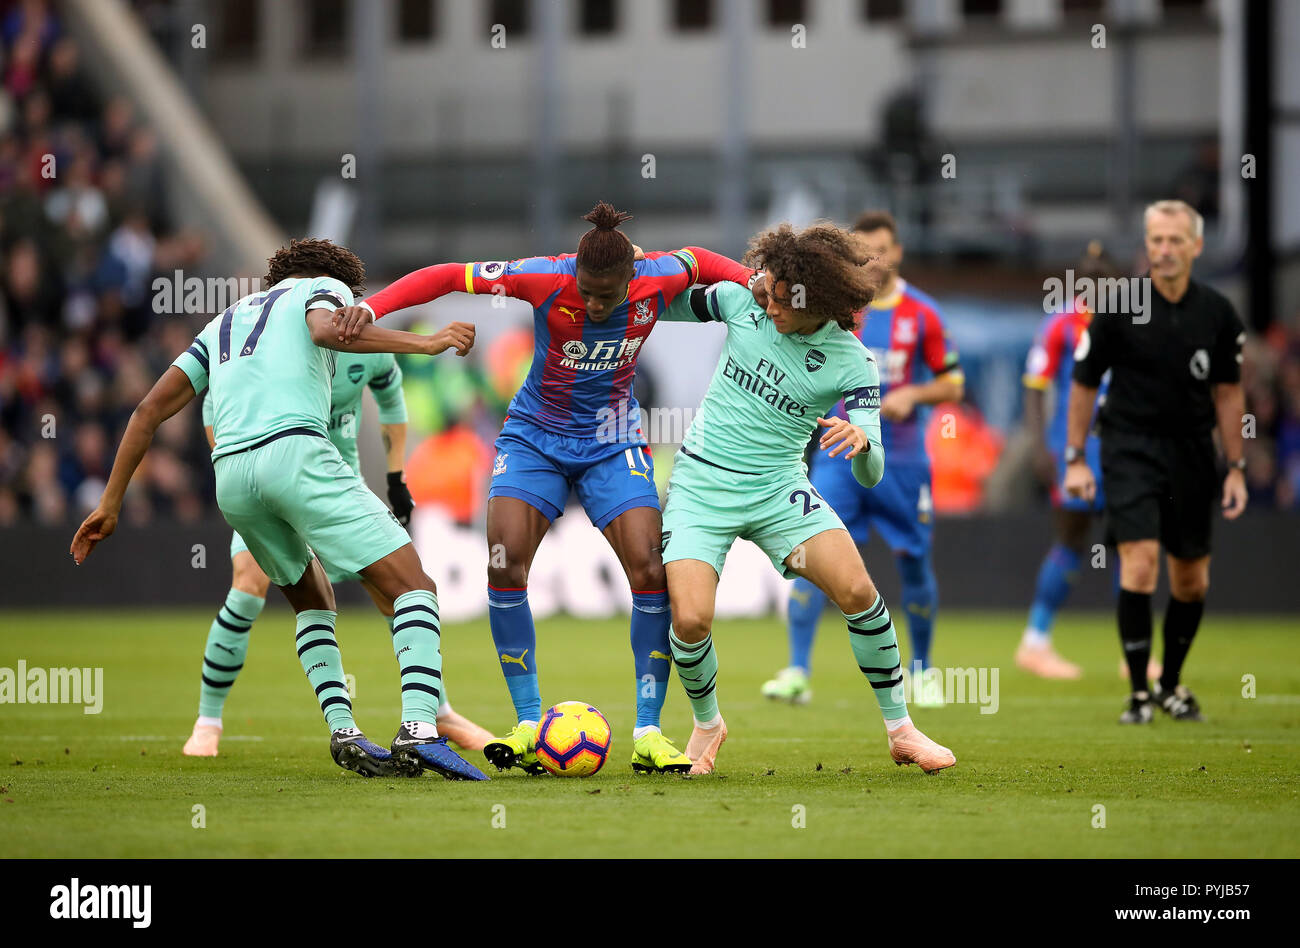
[663,282,884,484]
[174,277,352,460]
[201,349,406,474]
[326,352,406,471]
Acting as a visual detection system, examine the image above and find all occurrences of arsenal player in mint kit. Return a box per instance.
[1064,200,1248,724]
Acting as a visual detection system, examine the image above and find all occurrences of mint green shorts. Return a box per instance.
[215,433,408,587]
[229,530,361,585]
[660,450,848,580]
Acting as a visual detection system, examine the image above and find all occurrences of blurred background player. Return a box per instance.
[1015,242,1116,679]
[661,222,955,775]
[72,239,486,779]
[183,350,492,757]
[1065,201,1248,724]
[334,204,761,774]
[764,211,962,706]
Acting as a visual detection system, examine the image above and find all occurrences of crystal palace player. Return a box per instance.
[763,211,962,706]
[1015,244,1116,680]
[332,204,761,774]
[660,222,955,775]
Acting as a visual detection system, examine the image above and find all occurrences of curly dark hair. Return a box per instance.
[575,201,635,275]
[744,222,887,331]
[264,238,366,295]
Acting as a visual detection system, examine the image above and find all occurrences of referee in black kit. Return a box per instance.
[1064,199,1248,725]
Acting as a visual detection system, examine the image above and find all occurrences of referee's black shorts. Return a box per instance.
[1100,428,1219,560]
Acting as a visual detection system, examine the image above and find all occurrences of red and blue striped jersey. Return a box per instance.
[848,279,960,465]
[1023,302,1107,453]
[364,248,754,439]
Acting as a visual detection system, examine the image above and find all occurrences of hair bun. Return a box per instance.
[582,201,633,231]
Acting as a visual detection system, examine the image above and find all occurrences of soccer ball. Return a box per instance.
[535,701,612,777]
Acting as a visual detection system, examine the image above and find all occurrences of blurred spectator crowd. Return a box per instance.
[0,0,211,527]
[1239,324,1300,510]
[0,0,1298,528]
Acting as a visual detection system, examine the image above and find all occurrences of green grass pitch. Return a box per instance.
[1,607,1297,858]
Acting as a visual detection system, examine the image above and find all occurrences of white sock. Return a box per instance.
[632,725,660,740]
[519,719,538,730]
[403,720,439,739]
[437,699,453,718]
[1022,627,1050,648]
[694,713,722,730]
[885,715,912,732]
[197,715,222,729]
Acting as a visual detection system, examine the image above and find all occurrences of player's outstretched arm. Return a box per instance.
[307,308,475,357]
[330,261,474,341]
[336,255,558,342]
[684,246,754,287]
[681,247,767,305]
[71,366,196,564]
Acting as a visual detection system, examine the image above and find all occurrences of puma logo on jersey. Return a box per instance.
[649,650,672,661]
[500,649,529,670]
[558,306,582,322]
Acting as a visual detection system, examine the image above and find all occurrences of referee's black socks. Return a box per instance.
[1117,589,1154,693]
[1160,596,1204,691]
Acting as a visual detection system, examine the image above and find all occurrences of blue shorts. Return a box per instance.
[1051,437,1105,513]
[810,452,933,558]
[488,417,660,529]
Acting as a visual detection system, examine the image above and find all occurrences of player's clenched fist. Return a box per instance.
[1062,461,1096,503]
[332,304,374,343]
[426,321,476,357]
[817,416,870,459]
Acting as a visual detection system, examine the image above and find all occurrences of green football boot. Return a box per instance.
[630,730,692,774]
[482,722,547,775]
[761,666,812,705]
